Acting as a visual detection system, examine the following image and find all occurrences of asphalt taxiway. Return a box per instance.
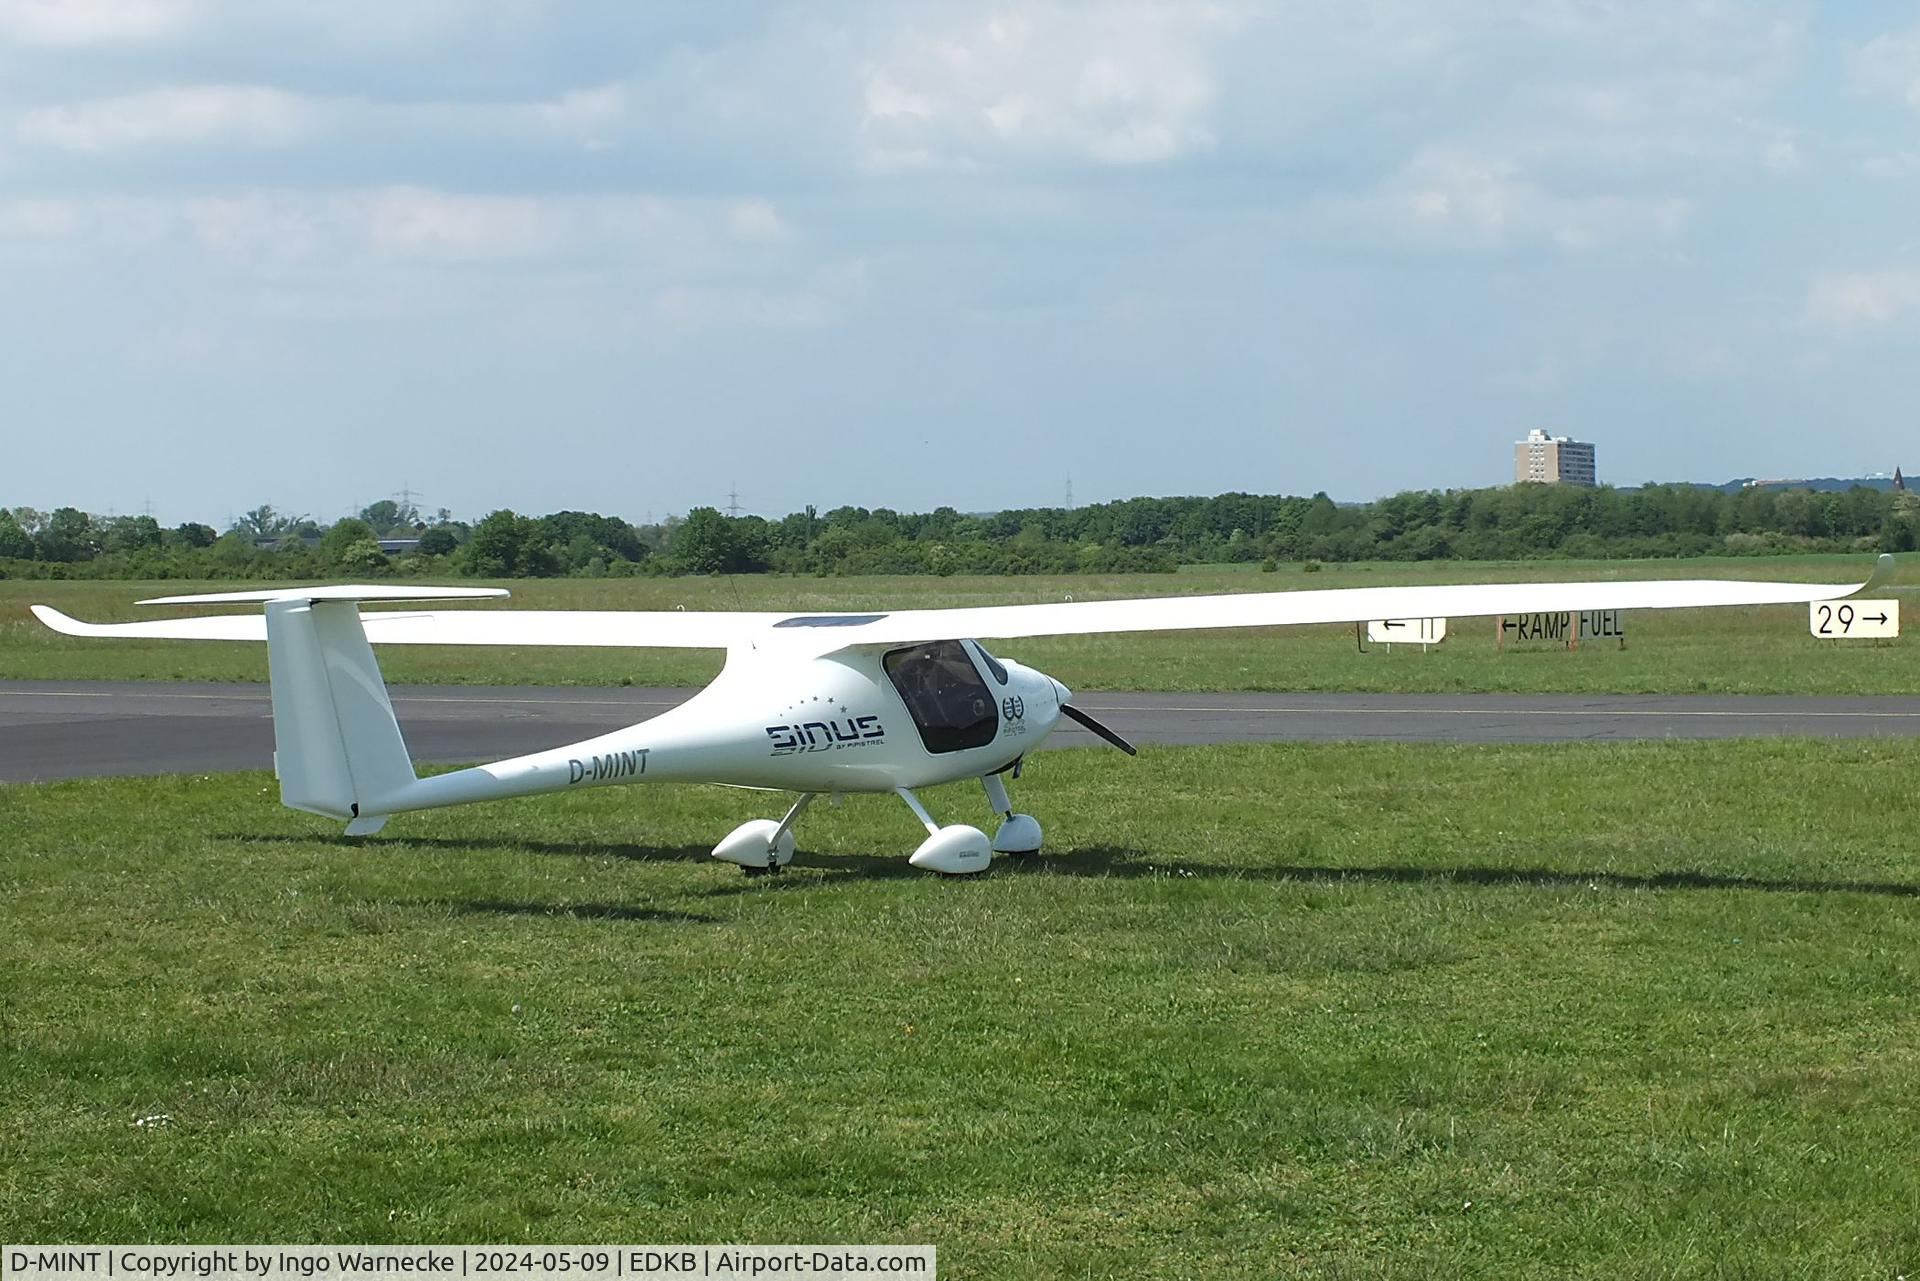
[5,680,1920,784]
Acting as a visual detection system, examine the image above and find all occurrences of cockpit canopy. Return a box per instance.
[882,640,999,753]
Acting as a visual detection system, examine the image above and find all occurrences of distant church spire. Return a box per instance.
[1896,467,1907,493]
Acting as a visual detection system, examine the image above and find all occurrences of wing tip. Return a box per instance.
[29,604,91,636]
[1861,553,1898,595]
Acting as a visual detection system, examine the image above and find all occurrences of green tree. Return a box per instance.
[673,506,769,574]
[359,499,419,535]
[673,507,738,573]
[361,500,401,532]
[336,538,391,574]
[320,518,377,563]
[36,507,97,562]
[209,531,266,569]
[418,527,458,557]
[462,509,546,577]
[0,508,33,559]
[103,515,163,554]
[236,505,305,538]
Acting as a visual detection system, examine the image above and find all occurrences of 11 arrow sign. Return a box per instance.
[1367,617,1448,645]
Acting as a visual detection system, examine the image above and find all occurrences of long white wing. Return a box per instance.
[815,556,1895,648]
[30,556,1893,652]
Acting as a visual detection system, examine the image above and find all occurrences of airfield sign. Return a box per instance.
[1498,609,1627,651]
[1366,617,1447,645]
[1810,599,1899,639]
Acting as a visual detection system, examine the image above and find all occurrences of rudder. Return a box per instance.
[266,599,416,832]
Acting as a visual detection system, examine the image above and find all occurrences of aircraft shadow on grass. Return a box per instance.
[218,831,716,863]
[421,898,719,925]
[1026,846,1920,901]
[216,833,1920,906]
[704,844,1920,901]
[215,832,724,923]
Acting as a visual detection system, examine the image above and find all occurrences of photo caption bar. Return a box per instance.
[3,1248,934,1281]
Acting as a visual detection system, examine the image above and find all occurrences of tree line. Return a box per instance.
[2,481,1915,581]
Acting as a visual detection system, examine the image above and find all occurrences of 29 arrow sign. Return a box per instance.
[1810,599,1900,640]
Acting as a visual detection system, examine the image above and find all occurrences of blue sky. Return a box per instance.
[3,0,1919,526]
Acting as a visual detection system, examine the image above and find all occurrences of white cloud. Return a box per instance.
[0,187,803,271]
[1859,151,1920,179]
[14,79,655,160]
[0,195,174,247]
[1323,146,1692,253]
[864,73,931,123]
[127,325,221,369]
[857,4,1226,171]
[725,198,791,245]
[1849,22,1920,110]
[522,83,631,149]
[242,0,539,46]
[0,0,193,45]
[18,85,322,152]
[652,285,829,330]
[0,197,84,238]
[178,193,322,261]
[354,187,562,260]
[0,0,546,50]
[1805,269,1920,331]
[1762,139,1806,177]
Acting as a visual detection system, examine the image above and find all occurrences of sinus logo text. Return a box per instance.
[766,715,885,756]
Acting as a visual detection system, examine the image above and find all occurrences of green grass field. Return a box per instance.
[2,553,1914,695]
[5,740,1919,1274]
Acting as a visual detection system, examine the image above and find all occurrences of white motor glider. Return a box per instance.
[33,556,1893,875]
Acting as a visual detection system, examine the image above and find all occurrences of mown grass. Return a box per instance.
[5,740,1920,1275]
[1,554,1915,695]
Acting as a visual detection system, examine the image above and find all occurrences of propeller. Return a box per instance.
[1059,702,1138,756]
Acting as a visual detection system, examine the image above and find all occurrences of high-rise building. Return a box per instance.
[1514,428,1597,485]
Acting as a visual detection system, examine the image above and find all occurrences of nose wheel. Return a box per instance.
[983,773,1042,859]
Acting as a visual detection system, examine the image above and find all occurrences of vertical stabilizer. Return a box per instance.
[266,599,416,829]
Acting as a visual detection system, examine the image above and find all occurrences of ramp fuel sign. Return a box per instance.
[1499,609,1626,650]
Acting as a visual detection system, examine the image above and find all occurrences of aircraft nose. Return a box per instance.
[1051,677,1072,707]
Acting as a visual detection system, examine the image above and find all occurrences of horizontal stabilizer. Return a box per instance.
[31,604,767,648]
[138,585,509,606]
[33,604,267,641]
